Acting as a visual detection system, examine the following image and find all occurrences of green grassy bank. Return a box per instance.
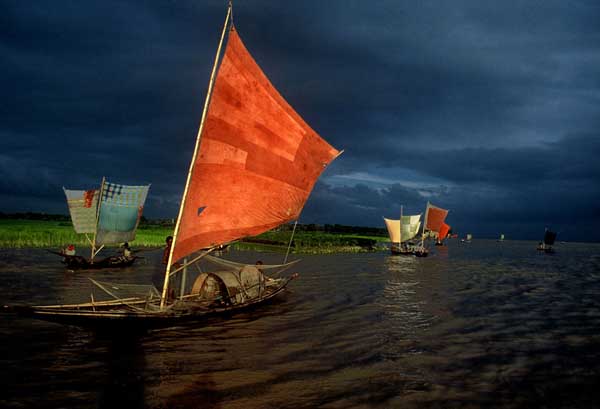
[0,219,171,249]
[0,220,389,253]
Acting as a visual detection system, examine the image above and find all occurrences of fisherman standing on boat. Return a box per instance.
[162,236,173,265]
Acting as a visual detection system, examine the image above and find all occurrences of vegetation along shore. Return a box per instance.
[0,214,389,253]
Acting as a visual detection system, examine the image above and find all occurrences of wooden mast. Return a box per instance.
[421,201,429,247]
[399,205,403,245]
[160,3,233,308]
[90,176,105,263]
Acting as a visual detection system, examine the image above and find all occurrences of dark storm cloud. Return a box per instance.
[2,0,599,241]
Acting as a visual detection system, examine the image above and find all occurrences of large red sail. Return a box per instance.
[425,203,448,233]
[171,28,339,263]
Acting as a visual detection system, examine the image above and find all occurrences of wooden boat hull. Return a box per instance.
[390,249,414,256]
[64,256,138,270]
[390,243,417,256]
[49,251,138,270]
[390,247,414,256]
[5,280,291,331]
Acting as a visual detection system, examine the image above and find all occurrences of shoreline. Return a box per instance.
[0,219,388,254]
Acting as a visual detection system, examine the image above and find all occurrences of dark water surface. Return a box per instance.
[1,241,600,408]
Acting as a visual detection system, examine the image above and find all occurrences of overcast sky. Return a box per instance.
[2,0,599,241]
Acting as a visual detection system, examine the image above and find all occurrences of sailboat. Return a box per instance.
[383,206,421,255]
[51,178,150,270]
[461,233,472,243]
[414,202,449,256]
[537,228,557,253]
[5,4,340,328]
[435,221,451,246]
[497,233,505,242]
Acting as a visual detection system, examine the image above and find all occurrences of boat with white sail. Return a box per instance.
[383,206,421,255]
[52,179,150,270]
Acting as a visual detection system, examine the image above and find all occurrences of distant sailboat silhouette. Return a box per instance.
[537,228,557,253]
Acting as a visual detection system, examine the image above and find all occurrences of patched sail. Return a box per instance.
[170,28,340,263]
[95,181,150,245]
[63,188,99,233]
[384,215,421,243]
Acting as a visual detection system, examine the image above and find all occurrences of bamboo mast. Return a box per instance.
[421,201,429,247]
[91,177,106,263]
[399,205,403,245]
[160,4,233,308]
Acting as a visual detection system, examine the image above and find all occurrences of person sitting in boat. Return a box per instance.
[123,242,132,257]
[63,244,76,256]
[119,242,135,262]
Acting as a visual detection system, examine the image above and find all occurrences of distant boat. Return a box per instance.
[435,222,451,246]
[415,202,449,256]
[537,228,557,253]
[57,179,150,270]
[461,233,472,243]
[384,205,421,256]
[497,233,505,242]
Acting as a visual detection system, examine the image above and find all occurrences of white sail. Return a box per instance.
[384,215,421,243]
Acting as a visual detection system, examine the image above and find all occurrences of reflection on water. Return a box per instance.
[1,241,600,408]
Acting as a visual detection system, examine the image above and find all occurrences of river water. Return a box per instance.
[1,240,600,408]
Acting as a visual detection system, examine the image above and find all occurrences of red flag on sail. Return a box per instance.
[171,28,340,263]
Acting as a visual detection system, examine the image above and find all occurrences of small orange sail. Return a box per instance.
[171,28,340,263]
[438,222,450,240]
[425,202,448,233]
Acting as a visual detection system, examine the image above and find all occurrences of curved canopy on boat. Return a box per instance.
[191,265,267,304]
